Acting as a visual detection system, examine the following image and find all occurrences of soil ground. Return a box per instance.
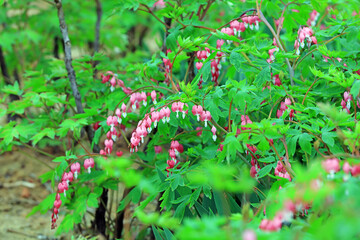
[0,148,68,240]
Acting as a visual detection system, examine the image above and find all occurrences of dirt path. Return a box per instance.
[0,148,67,240]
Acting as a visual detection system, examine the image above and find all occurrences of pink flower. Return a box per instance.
[110,76,116,92]
[259,213,282,231]
[104,139,114,154]
[116,151,123,157]
[343,162,351,174]
[84,158,95,173]
[250,166,258,178]
[242,229,257,240]
[275,17,284,28]
[115,108,122,124]
[151,111,160,127]
[216,39,225,49]
[171,102,180,118]
[211,126,217,141]
[196,127,203,136]
[220,27,234,36]
[192,105,203,121]
[136,126,148,143]
[321,158,340,174]
[155,146,163,154]
[62,172,74,185]
[274,160,292,181]
[272,74,281,86]
[71,162,81,179]
[217,143,224,152]
[58,181,68,197]
[351,164,360,177]
[196,61,203,70]
[117,79,124,87]
[54,198,62,209]
[153,0,165,9]
[101,73,111,83]
[93,121,101,131]
[121,103,127,118]
[169,149,176,160]
[151,90,157,104]
[201,111,212,127]
[166,159,176,176]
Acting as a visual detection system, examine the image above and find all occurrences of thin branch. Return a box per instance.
[54,0,83,114]
[255,3,294,85]
[139,4,170,28]
[54,0,100,153]
[302,77,318,105]
[199,0,214,21]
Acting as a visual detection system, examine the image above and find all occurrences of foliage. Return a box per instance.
[1,0,360,239]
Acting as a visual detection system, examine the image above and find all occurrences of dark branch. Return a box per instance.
[54,0,84,114]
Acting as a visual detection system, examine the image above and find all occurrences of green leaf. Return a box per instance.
[230,51,244,72]
[254,67,271,86]
[258,156,275,163]
[299,133,313,154]
[350,80,360,98]
[87,193,99,208]
[152,225,163,240]
[257,164,273,178]
[56,214,75,235]
[322,132,335,147]
[27,193,56,216]
[30,128,56,146]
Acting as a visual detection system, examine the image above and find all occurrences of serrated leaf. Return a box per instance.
[254,67,271,86]
[322,132,335,147]
[299,133,313,154]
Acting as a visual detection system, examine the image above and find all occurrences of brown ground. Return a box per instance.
[0,148,67,240]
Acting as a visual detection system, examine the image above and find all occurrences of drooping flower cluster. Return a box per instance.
[167,140,184,175]
[294,27,317,55]
[343,161,360,178]
[229,20,246,37]
[274,159,292,181]
[153,0,165,9]
[192,105,212,127]
[267,38,279,64]
[260,199,309,232]
[100,71,132,94]
[341,91,352,114]
[276,98,293,120]
[196,45,225,87]
[242,15,261,30]
[241,115,253,131]
[271,73,282,86]
[196,48,210,89]
[163,49,173,86]
[51,159,93,229]
[321,158,340,179]
[307,10,320,27]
